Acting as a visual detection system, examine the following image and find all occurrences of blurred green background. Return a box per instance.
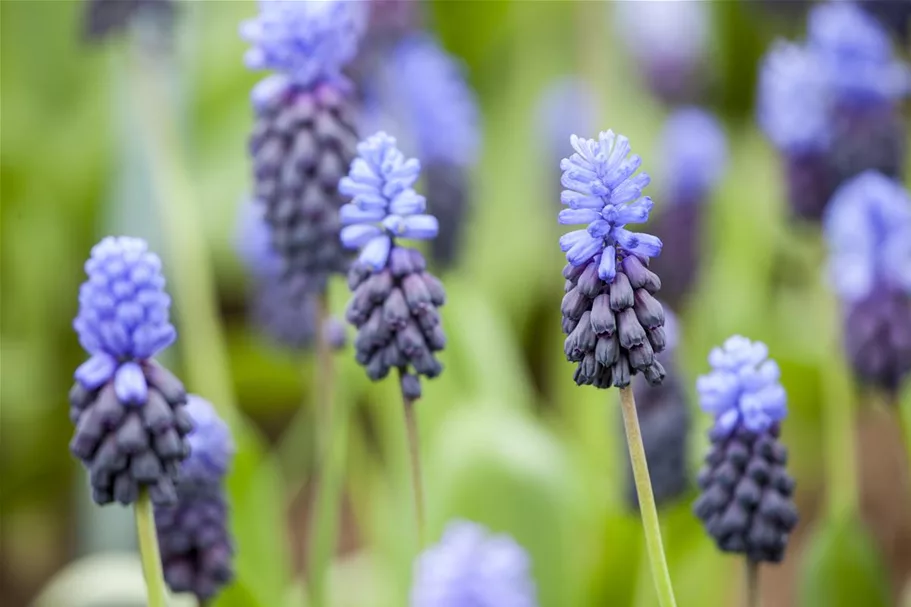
[2,1,910,606]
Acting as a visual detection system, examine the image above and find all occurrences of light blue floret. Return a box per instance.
[338,132,439,271]
[182,395,234,482]
[696,336,787,437]
[73,236,176,404]
[240,0,367,89]
[823,171,911,302]
[558,131,662,283]
[411,520,538,607]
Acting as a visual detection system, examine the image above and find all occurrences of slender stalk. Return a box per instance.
[745,558,760,607]
[135,489,168,607]
[618,386,677,607]
[306,295,344,607]
[128,43,239,425]
[400,375,426,548]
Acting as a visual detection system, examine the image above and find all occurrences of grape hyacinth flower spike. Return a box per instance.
[649,108,727,307]
[411,521,538,607]
[82,0,174,42]
[757,3,910,221]
[626,310,690,510]
[558,130,676,606]
[823,172,911,397]
[340,131,445,542]
[243,0,367,300]
[694,337,798,605]
[155,395,235,602]
[70,236,192,606]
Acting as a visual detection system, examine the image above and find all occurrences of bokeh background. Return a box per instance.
[2,1,910,606]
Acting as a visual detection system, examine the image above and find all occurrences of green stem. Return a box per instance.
[128,43,239,424]
[401,375,426,548]
[618,387,677,607]
[135,489,168,607]
[745,558,759,607]
[307,296,346,607]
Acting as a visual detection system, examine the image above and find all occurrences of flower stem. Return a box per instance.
[400,373,426,548]
[135,489,168,607]
[306,295,345,607]
[745,558,760,607]
[618,386,677,607]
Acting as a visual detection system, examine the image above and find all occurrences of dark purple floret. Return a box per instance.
[249,77,359,298]
[829,101,907,186]
[155,488,233,601]
[69,360,192,506]
[561,256,666,389]
[346,247,445,397]
[648,203,701,308]
[783,151,838,222]
[155,396,234,601]
[693,423,798,563]
[843,284,911,396]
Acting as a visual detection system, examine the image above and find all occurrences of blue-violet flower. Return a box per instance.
[411,520,538,607]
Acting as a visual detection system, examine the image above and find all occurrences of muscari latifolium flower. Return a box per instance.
[693,337,798,563]
[69,236,192,506]
[411,521,538,607]
[626,309,690,509]
[235,199,346,350]
[648,107,727,307]
[155,395,235,602]
[757,1,910,221]
[823,171,911,396]
[243,0,368,299]
[559,130,668,389]
[360,33,480,268]
[339,132,446,399]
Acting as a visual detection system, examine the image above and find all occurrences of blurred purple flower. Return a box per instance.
[658,108,727,204]
[339,132,439,271]
[696,336,787,438]
[558,131,662,283]
[180,395,233,483]
[411,521,538,607]
[240,0,367,89]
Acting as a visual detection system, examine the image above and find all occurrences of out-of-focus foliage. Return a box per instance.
[1,1,910,606]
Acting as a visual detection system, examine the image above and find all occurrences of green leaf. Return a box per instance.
[226,421,291,607]
[799,516,891,607]
[211,578,264,607]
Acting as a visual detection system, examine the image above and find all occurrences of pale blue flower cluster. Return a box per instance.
[758,2,909,155]
[658,108,727,203]
[339,132,439,270]
[240,0,367,89]
[558,131,662,282]
[696,336,787,437]
[823,171,911,302]
[392,34,480,167]
[411,521,538,607]
[181,395,234,483]
[74,236,176,404]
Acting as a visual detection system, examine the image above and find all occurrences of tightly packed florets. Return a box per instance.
[390,35,480,167]
[693,423,798,563]
[559,131,662,283]
[74,236,176,400]
[658,108,728,204]
[240,0,367,88]
[823,171,911,302]
[696,337,787,439]
[155,396,234,602]
[339,132,439,270]
[411,521,538,607]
